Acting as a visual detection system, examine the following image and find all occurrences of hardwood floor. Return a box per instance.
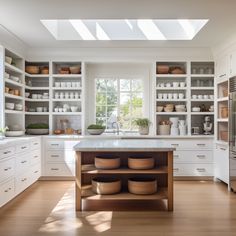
[0,180,236,236]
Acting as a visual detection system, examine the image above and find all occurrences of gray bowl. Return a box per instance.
[26,129,49,135]
[87,129,105,135]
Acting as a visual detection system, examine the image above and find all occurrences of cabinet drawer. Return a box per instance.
[0,146,15,159]
[15,171,31,195]
[46,150,75,164]
[174,164,213,176]
[30,150,41,165]
[30,164,41,184]
[174,150,213,163]
[31,139,41,150]
[15,154,30,174]
[15,142,30,154]
[169,140,213,150]
[45,163,75,176]
[46,141,64,150]
[0,178,15,207]
[0,157,15,182]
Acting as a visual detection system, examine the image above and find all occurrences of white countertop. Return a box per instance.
[73,139,176,152]
[0,136,39,147]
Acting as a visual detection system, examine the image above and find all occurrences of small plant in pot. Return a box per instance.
[0,126,9,140]
[87,124,106,135]
[134,118,151,135]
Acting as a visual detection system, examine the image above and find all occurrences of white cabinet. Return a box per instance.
[0,137,41,208]
[164,138,214,177]
[230,50,236,77]
[214,143,229,184]
[216,54,229,80]
[43,138,77,178]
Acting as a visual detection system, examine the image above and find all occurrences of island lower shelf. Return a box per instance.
[75,151,173,211]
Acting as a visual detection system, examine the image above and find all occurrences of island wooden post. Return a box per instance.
[75,151,82,211]
[167,151,173,211]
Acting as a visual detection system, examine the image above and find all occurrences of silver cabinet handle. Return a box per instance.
[197,144,206,146]
[4,189,8,193]
[51,168,59,171]
[34,171,38,173]
[174,168,179,171]
[220,147,226,151]
[21,161,27,164]
[21,146,27,149]
[197,155,206,158]
[196,168,206,172]
[51,144,59,146]
[219,74,226,78]
[4,167,12,171]
[171,144,179,147]
[51,155,59,157]
[3,150,11,155]
[34,155,38,158]
[33,143,39,146]
[174,155,179,158]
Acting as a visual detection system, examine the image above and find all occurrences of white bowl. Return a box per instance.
[25,92,30,98]
[87,129,105,135]
[36,107,43,112]
[5,56,12,64]
[4,72,10,79]
[10,75,19,82]
[192,107,201,112]
[71,106,78,112]
[32,94,38,99]
[15,104,23,111]
[5,103,14,110]
[26,129,49,135]
[5,130,25,137]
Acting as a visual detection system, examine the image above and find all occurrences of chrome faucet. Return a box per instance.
[112,121,120,135]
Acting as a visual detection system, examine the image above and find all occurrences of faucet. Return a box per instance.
[112,121,120,135]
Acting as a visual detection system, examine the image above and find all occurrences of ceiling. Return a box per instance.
[0,0,236,48]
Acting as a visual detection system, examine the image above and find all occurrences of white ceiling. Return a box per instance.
[0,0,236,48]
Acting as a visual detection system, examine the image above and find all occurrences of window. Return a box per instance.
[95,78,144,131]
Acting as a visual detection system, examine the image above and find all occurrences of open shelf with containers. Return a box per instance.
[190,61,215,136]
[155,61,188,136]
[216,79,229,143]
[51,61,83,135]
[3,48,24,131]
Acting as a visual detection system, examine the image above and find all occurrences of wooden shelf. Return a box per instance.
[82,186,168,200]
[82,165,168,174]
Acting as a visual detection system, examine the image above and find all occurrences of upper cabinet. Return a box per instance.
[215,54,229,81]
[230,49,236,77]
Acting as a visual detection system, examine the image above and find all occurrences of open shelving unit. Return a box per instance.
[76,150,173,211]
[155,61,215,137]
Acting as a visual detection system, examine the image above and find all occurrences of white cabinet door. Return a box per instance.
[0,178,15,207]
[230,50,236,77]
[214,144,229,184]
[0,157,15,182]
[216,54,229,80]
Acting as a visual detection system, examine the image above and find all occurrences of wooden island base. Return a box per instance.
[75,150,173,211]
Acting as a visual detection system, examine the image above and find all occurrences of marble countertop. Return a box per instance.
[74,139,176,152]
[0,136,39,148]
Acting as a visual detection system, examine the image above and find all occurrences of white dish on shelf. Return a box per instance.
[192,107,201,112]
[26,129,49,135]
[71,106,78,112]
[15,104,23,111]
[4,72,10,79]
[10,75,19,82]
[25,92,30,98]
[5,130,25,137]
[36,107,43,112]
[5,56,12,64]
[5,103,15,110]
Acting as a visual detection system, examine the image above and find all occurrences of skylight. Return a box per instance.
[41,19,208,41]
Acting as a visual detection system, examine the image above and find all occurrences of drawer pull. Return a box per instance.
[51,155,60,157]
[51,168,59,171]
[197,144,206,147]
[21,178,27,182]
[174,168,179,171]
[4,189,8,193]
[197,155,206,158]
[21,161,27,164]
[196,168,206,172]
[34,171,38,173]
[3,151,11,155]
[220,148,226,151]
[51,144,59,146]
[33,143,39,146]
[21,146,27,149]
[171,144,179,147]
[34,155,38,158]
[4,167,12,171]
[174,155,179,158]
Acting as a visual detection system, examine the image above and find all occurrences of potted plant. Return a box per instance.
[134,118,151,135]
[87,124,105,135]
[26,123,49,135]
[0,126,9,140]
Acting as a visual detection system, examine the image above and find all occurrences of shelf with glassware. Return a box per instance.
[216,79,229,142]
[190,62,215,136]
[155,61,189,136]
[50,61,83,135]
[3,48,25,132]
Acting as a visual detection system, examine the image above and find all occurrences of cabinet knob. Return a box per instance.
[171,144,179,147]
[196,168,206,172]
[197,144,206,147]
[51,168,59,171]
[197,155,206,159]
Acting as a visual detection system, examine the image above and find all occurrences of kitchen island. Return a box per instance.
[74,139,175,211]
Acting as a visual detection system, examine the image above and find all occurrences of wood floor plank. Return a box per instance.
[0,180,235,236]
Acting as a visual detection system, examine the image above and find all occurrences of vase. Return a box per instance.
[138,126,149,135]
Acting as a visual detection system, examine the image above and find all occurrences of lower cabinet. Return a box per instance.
[43,138,77,178]
[214,143,229,184]
[0,137,41,208]
[163,138,214,178]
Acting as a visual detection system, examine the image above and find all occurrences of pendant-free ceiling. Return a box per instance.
[41,19,208,41]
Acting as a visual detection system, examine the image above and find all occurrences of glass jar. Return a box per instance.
[60,119,69,132]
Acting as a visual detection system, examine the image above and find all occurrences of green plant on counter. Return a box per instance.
[133,118,151,127]
[27,123,49,129]
[87,124,105,129]
[0,126,9,133]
